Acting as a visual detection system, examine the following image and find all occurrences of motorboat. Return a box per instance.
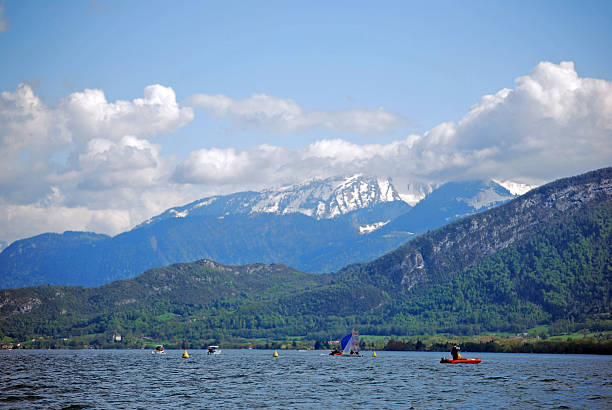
[207,345,221,355]
[152,345,166,355]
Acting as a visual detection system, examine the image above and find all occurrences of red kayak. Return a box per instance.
[440,358,481,364]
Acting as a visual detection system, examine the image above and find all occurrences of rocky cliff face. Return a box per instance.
[350,167,612,293]
[0,292,42,319]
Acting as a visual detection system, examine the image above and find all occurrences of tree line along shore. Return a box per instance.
[3,333,611,355]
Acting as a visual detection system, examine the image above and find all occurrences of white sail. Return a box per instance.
[341,328,360,356]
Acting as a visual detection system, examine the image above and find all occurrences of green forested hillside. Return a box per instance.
[0,261,329,345]
[383,200,611,334]
[0,169,610,347]
[217,200,611,339]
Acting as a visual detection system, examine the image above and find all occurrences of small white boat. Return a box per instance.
[152,345,166,355]
[207,345,221,355]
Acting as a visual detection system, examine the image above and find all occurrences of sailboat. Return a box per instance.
[330,328,361,356]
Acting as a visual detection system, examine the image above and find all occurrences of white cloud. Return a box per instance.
[445,61,612,180]
[0,83,69,158]
[174,147,253,184]
[0,198,131,242]
[0,61,611,247]
[62,84,194,141]
[0,84,71,205]
[0,83,198,245]
[69,135,165,190]
[187,92,406,134]
[176,61,612,189]
[0,185,207,245]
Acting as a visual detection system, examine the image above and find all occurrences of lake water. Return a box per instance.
[1,350,610,408]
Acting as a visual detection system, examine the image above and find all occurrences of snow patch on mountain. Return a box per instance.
[170,209,189,218]
[398,182,435,206]
[359,220,390,234]
[457,181,515,210]
[493,179,538,195]
[193,197,218,208]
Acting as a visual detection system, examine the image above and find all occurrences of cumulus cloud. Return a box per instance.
[62,84,194,141]
[174,147,253,184]
[0,83,197,245]
[187,92,405,134]
[0,84,71,204]
[0,83,69,158]
[1,61,611,247]
[69,135,165,190]
[177,61,612,188]
[438,61,612,180]
[172,135,497,190]
[0,84,193,197]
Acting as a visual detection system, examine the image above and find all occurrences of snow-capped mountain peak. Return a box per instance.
[251,174,403,218]
[138,175,404,227]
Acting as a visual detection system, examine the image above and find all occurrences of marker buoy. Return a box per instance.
[182,349,189,359]
[372,351,377,357]
[273,349,279,357]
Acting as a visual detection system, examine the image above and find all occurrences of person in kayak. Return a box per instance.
[451,345,461,360]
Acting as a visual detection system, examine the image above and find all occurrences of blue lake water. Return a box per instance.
[1,349,610,408]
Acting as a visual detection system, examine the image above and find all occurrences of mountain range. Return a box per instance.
[0,167,609,345]
[139,174,403,224]
[0,175,516,288]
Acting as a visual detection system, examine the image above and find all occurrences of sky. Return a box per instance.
[0,0,611,248]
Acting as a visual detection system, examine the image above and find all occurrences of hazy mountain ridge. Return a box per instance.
[1,177,517,288]
[376,180,515,238]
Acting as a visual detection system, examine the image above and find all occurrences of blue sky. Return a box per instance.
[0,0,611,245]
[3,0,611,148]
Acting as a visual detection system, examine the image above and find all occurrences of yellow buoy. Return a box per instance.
[182,349,189,359]
[273,349,279,357]
[372,351,377,357]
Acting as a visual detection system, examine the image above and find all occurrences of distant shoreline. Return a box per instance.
[384,338,612,355]
[3,337,611,355]
[1,347,611,356]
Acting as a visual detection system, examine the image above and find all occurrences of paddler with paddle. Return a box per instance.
[451,345,461,360]
[440,344,481,363]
